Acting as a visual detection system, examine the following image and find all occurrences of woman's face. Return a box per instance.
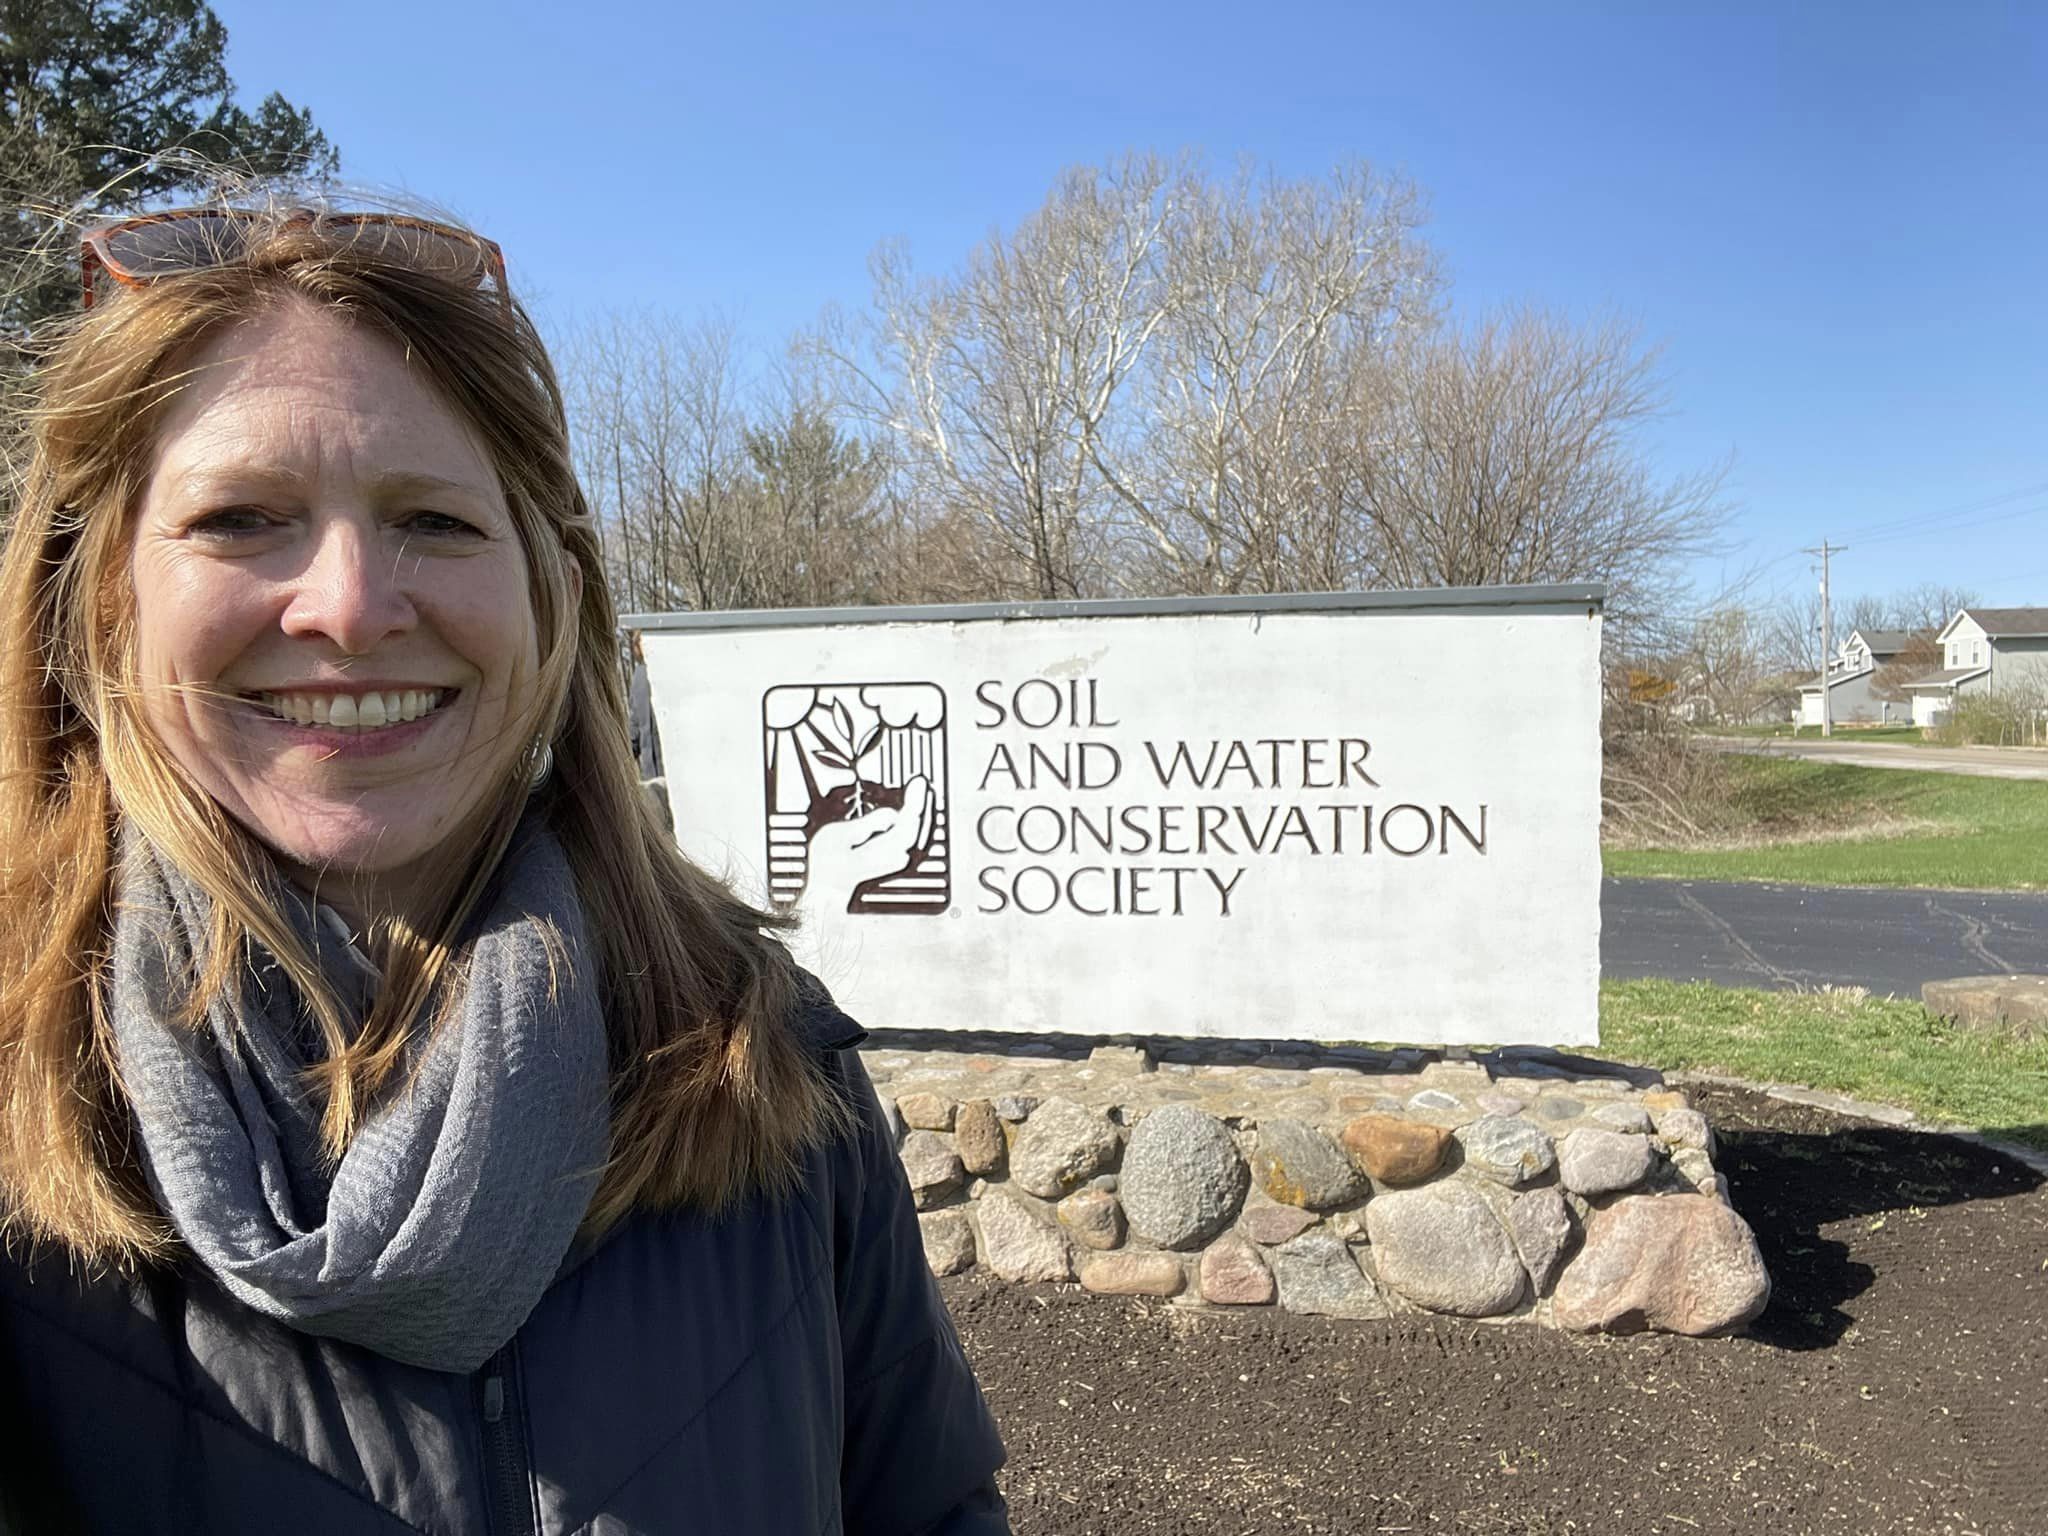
[129,299,544,913]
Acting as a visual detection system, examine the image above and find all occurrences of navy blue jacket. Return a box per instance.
[0,1005,1007,1534]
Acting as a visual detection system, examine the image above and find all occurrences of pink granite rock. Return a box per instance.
[1199,1235,1276,1305]
[1552,1193,1770,1336]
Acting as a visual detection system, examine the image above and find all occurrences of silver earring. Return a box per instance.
[528,736,554,788]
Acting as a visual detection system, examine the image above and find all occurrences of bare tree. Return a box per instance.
[1765,588,1825,678]
[565,317,907,613]
[1345,310,1726,641]
[817,154,1183,599]
[1679,606,1787,723]
[566,312,773,612]
[1891,582,1977,635]
[1097,160,1439,593]
[578,153,1729,638]
[1870,633,1942,702]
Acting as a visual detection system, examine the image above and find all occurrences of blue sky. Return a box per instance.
[212,0,2048,613]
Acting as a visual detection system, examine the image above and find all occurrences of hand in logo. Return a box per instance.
[801,773,934,914]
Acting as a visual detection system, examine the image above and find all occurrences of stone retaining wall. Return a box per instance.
[866,1037,1771,1336]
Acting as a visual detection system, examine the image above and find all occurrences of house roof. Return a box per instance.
[1798,671,1860,693]
[1938,606,2048,641]
[1901,667,1989,690]
[1847,629,1924,655]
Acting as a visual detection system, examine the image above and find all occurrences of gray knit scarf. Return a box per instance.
[108,819,611,1374]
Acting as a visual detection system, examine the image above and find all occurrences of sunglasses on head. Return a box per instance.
[80,207,511,313]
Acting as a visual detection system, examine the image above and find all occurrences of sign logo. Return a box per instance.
[761,683,950,914]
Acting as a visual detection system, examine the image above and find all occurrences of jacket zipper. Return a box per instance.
[478,1341,539,1536]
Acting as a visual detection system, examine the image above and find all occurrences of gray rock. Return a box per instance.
[1088,1173,1119,1193]
[1476,1091,1526,1115]
[879,1094,905,1147]
[1673,1148,1719,1193]
[1654,1107,1715,1154]
[898,1130,964,1210]
[993,1094,1042,1122]
[918,1209,977,1275]
[1507,1187,1575,1294]
[1590,1102,1655,1135]
[1457,1115,1558,1186]
[1559,1128,1658,1197]
[1250,1118,1369,1210]
[1009,1098,1121,1199]
[1119,1105,1250,1250]
[976,1190,1072,1282]
[1529,1095,1584,1124]
[1269,1231,1387,1318]
[1406,1089,1462,1112]
[1365,1184,1525,1317]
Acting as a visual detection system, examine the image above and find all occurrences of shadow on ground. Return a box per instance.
[1695,1081,2044,1352]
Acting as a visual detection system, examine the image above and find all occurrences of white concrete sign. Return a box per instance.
[636,587,1604,1046]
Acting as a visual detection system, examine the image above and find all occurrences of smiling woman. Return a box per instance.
[0,203,1007,1534]
[128,299,547,913]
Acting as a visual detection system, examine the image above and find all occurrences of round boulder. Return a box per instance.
[1119,1104,1250,1250]
[1365,1183,1525,1317]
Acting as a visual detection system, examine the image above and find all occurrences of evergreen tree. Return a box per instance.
[2,0,338,333]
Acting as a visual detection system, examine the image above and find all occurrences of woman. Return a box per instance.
[0,204,1008,1533]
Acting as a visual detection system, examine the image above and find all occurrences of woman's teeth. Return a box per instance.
[259,690,449,731]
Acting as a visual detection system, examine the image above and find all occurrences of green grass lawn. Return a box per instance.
[1605,757,2048,889]
[1705,724,1928,742]
[1597,979,2048,1150]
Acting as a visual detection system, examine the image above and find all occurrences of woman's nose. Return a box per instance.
[278,517,417,654]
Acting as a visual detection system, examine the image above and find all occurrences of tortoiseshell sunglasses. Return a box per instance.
[80,207,511,312]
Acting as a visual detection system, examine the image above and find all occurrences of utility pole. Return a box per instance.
[1802,539,1844,738]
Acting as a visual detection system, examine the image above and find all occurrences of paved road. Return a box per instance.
[1602,876,2048,996]
[1701,735,2048,781]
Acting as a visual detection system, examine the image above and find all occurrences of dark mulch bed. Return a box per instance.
[942,1083,2048,1535]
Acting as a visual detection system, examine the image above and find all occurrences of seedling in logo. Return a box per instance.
[762,683,949,914]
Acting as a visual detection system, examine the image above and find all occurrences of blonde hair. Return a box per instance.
[0,206,852,1265]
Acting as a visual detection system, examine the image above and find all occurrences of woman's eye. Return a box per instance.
[402,511,481,537]
[192,506,276,535]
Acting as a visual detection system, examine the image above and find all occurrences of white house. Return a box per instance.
[1796,628,1927,727]
[1901,607,2048,726]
